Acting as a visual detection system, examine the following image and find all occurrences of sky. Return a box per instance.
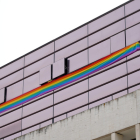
[0,0,128,67]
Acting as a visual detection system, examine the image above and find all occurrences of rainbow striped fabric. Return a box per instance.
[0,42,140,114]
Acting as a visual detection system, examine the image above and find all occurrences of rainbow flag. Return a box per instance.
[0,42,140,113]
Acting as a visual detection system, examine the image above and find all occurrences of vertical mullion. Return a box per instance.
[21,57,25,136]
[124,5,129,94]
[87,24,90,109]
[52,41,55,123]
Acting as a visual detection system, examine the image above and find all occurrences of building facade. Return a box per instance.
[0,0,140,139]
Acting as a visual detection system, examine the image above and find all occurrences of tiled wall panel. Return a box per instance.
[89,96,112,109]
[23,73,40,93]
[89,77,127,103]
[127,57,140,73]
[0,105,23,117]
[55,26,87,51]
[128,84,140,93]
[54,93,88,116]
[111,31,125,53]
[23,95,53,117]
[39,65,51,85]
[126,11,140,28]
[89,19,125,46]
[0,58,24,79]
[40,120,52,128]
[0,89,5,104]
[1,2,140,138]
[67,106,88,117]
[125,0,140,16]
[54,74,88,92]
[89,39,110,64]
[53,59,65,79]
[127,51,140,60]
[126,24,140,46]
[22,107,53,129]
[55,38,87,62]
[0,109,22,127]
[113,90,127,99]
[7,81,23,101]
[4,132,21,140]
[54,80,88,104]
[68,50,88,73]
[24,55,54,77]
[88,56,126,79]
[22,125,39,135]
[89,64,127,89]
[108,57,126,68]
[24,91,53,105]
[0,70,23,89]
[0,121,21,139]
[88,7,124,34]
[25,42,54,66]
[128,70,140,87]
[54,114,66,123]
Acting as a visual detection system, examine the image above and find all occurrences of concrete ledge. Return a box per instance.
[14,90,140,140]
